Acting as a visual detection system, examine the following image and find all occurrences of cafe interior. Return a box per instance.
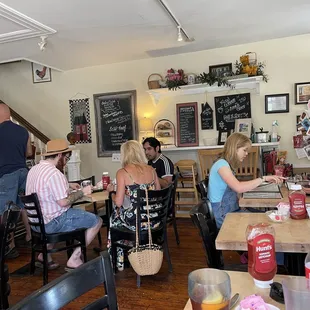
[1,1,310,309]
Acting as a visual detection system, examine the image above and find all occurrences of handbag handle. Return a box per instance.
[134,187,153,248]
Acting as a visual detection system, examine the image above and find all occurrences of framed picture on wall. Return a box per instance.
[32,63,52,83]
[295,82,310,104]
[218,129,230,145]
[265,93,289,114]
[209,63,232,78]
[234,118,252,138]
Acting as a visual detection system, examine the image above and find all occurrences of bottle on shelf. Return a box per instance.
[289,184,307,220]
[102,172,110,190]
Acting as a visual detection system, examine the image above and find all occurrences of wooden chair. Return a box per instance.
[0,202,21,310]
[9,251,118,310]
[20,193,87,285]
[110,185,172,287]
[236,146,259,180]
[190,203,247,272]
[198,149,223,180]
[174,160,199,217]
[166,173,180,245]
[198,146,259,181]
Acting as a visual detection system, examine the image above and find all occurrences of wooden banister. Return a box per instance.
[0,100,50,144]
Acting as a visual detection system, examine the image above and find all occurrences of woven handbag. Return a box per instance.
[128,188,163,276]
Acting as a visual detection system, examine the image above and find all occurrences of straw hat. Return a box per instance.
[42,139,71,157]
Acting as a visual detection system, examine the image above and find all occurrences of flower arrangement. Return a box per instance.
[166,68,186,90]
[197,72,231,87]
[234,54,268,82]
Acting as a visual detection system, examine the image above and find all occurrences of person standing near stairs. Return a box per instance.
[0,103,33,258]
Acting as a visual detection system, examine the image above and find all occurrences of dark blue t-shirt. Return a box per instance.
[0,121,28,178]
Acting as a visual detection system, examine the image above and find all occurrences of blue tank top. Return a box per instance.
[0,121,28,178]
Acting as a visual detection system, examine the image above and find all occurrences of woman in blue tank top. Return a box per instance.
[208,133,284,229]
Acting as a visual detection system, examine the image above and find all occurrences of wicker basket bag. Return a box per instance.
[147,73,163,90]
[128,189,163,276]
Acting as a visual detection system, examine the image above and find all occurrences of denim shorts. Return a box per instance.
[34,208,100,234]
[0,168,28,215]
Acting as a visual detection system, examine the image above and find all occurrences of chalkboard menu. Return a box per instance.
[215,93,251,130]
[201,102,213,130]
[94,90,137,157]
[176,102,199,147]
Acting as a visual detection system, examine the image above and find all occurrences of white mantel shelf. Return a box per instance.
[147,76,263,105]
[161,142,279,152]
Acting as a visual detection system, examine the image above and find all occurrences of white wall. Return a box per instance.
[1,34,310,181]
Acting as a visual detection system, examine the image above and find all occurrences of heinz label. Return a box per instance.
[253,234,276,274]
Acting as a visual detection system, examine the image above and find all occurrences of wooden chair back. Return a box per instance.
[9,251,118,310]
[236,146,259,179]
[0,202,21,309]
[190,203,224,269]
[198,149,223,180]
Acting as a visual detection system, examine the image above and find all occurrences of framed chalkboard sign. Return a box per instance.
[176,102,199,147]
[201,102,213,130]
[94,90,137,157]
[215,93,251,131]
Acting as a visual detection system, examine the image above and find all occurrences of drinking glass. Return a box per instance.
[282,277,310,310]
[188,268,231,310]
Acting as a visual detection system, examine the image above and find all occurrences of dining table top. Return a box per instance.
[183,270,296,310]
[239,186,310,209]
[215,212,310,253]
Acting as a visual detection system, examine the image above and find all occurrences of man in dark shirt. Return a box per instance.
[0,103,33,257]
[142,137,174,188]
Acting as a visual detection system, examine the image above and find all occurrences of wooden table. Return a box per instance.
[239,186,310,209]
[90,190,109,202]
[216,212,310,253]
[184,271,294,309]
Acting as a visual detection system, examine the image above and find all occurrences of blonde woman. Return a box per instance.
[106,140,160,270]
[208,133,284,230]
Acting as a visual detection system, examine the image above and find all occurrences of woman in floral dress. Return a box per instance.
[107,140,161,270]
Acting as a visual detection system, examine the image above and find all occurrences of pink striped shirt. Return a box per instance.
[26,160,69,224]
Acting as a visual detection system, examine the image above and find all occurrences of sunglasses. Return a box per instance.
[64,154,71,161]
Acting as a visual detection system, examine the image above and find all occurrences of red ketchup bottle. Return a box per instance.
[246,223,277,288]
[102,172,110,190]
[289,184,307,220]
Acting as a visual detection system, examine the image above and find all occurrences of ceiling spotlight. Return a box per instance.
[38,36,48,51]
[177,26,183,42]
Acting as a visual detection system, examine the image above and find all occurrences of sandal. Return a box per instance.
[35,260,60,270]
[64,266,77,272]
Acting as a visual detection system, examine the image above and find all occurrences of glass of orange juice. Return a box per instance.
[188,269,231,310]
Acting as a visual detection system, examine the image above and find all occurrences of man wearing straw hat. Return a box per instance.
[26,139,102,270]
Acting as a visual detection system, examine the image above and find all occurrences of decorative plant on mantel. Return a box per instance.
[234,53,268,82]
[166,68,187,90]
[197,72,232,88]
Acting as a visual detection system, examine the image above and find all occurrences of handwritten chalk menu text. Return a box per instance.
[215,93,251,130]
[176,102,199,147]
[94,90,137,157]
[201,102,213,130]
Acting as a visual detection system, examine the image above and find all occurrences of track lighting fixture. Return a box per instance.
[38,36,47,51]
[177,26,183,42]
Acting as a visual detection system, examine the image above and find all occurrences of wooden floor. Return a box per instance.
[7,219,215,310]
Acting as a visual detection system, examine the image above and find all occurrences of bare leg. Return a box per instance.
[67,218,102,268]
[38,243,54,262]
[21,209,32,242]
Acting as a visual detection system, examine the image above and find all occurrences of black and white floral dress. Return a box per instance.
[107,168,161,270]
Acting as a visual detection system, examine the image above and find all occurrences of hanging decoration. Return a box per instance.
[69,98,92,144]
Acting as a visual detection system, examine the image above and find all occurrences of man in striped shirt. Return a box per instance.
[143,137,174,188]
[26,139,102,270]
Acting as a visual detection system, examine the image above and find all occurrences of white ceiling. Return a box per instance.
[0,0,310,71]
